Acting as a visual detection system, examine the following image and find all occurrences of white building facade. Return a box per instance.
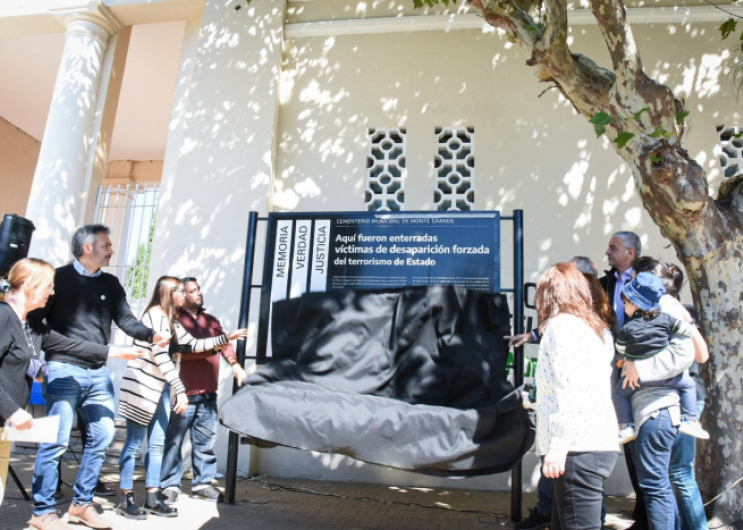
[1,0,741,495]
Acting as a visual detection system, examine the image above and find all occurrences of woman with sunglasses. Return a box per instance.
[117,276,246,520]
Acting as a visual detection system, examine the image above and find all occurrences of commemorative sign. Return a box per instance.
[257,211,501,359]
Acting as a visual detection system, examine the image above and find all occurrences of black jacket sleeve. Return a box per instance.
[35,320,110,364]
[0,313,22,421]
[110,278,153,342]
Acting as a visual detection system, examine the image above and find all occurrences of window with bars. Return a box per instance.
[434,127,475,211]
[365,128,406,211]
[718,125,743,179]
[94,183,159,342]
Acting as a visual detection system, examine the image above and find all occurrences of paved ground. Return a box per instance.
[1,454,635,530]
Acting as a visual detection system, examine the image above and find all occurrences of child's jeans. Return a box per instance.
[614,371,698,425]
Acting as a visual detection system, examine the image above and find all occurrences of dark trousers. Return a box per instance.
[550,452,617,530]
[624,443,648,526]
[536,468,608,524]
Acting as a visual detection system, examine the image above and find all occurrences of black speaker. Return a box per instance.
[0,214,35,277]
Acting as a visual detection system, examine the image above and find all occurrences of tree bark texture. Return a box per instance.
[466,0,743,523]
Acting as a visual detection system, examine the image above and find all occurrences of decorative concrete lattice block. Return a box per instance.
[434,127,475,211]
[365,128,406,211]
[718,125,743,179]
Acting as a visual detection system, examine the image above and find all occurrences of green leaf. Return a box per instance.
[527,25,538,33]
[590,111,615,138]
[720,19,737,40]
[413,0,423,7]
[675,111,690,125]
[613,132,635,148]
[632,107,650,122]
[650,155,662,163]
[649,126,668,138]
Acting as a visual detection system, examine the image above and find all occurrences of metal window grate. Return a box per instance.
[434,127,475,211]
[365,128,406,211]
[93,183,159,342]
[718,125,743,179]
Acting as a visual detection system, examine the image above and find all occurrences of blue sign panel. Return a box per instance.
[258,211,501,359]
[326,212,500,292]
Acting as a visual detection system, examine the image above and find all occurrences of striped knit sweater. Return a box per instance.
[118,306,228,426]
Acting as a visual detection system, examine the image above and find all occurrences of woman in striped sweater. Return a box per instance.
[117,276,241,520]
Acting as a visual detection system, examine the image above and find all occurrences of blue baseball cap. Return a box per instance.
[623,272,666,312]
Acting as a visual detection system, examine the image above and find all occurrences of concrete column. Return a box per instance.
[148,0,287,476]
[25,2,121,264]
[79,25,132,226]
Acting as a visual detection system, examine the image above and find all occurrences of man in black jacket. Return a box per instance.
[599,231,640,330]
[599,231,647,530]
[29,225,168,530]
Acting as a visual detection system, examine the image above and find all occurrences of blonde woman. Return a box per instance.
[117,276,246,520]
[0,259,142,509]
[535,263,619,530]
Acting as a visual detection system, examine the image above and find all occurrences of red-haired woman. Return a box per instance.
[535,263,619,530]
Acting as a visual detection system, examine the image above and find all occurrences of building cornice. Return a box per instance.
[285,5,743,39]
[50,1,123,38]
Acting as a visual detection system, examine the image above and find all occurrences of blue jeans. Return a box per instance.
[632,408,679,530]
[159,393,218,492]
[670,401,708,530]
[32,362,116,515]
[119,386,171,490]
[615,372,698,424]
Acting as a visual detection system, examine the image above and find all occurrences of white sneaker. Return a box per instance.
[618,425,636,445]
[678,420,710,440]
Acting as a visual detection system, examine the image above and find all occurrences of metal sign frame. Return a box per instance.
[226,209,525,523]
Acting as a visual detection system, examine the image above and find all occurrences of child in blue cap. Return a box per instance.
[614,272,709,444]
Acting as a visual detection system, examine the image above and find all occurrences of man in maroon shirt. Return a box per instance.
[158,278,246,503]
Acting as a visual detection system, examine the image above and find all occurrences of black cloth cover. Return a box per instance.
[220,286,535,477]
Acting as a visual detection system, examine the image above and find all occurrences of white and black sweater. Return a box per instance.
[118,307,227,426]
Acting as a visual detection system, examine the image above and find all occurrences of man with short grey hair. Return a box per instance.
[569,255,598,277]
[29,224,168,530]
[600,231,641,329]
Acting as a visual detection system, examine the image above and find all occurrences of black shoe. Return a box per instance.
[116,492,147,521]
[144,490,178,517]
[514,508,550,530]
[160,488,179,506]
[626,522,649,530]
[95,481,116,497]
[191,486,224,503]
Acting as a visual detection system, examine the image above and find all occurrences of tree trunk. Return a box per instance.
[455,0,743,520]
[692,253,743,528]
[620,140,743,526]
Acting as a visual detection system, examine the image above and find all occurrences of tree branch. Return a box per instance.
[469,0,614,119]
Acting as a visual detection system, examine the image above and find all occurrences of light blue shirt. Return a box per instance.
[614,267,634,328]
[73,259,102,278]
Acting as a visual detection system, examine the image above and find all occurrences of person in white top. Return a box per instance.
[535,262,620,530]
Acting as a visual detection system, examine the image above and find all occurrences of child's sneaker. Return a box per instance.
[678,420,710,440]
[618,424,637,445]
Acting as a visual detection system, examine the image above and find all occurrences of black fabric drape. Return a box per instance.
[220,286,535,477]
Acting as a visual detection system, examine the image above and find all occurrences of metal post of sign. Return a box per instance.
[510,209,525,522]
[226,211,259,504]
